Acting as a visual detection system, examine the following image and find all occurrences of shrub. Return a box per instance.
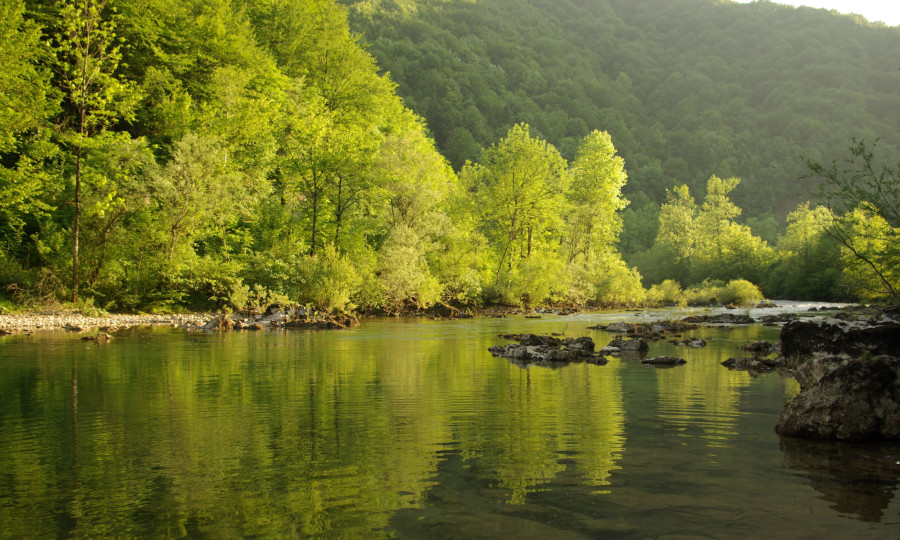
[646,279,685,306]
[717,279,764,305]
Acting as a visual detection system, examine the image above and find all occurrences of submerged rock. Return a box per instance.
[740,340,774,354]
[641,356,686,366]
[721,356,783,371]
[669,337,706,348]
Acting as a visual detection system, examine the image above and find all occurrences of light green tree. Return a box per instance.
[54,0,138,301]
[0,0,57,246]
[463,123,569,302]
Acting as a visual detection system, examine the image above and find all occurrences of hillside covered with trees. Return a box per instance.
[340,0,900,243]
[1,0,897,314]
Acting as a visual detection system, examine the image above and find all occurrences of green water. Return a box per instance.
[1,310,898,538]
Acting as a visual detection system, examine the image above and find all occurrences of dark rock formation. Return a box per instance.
[776,356,900,442]
[669,337,706,348]
[780,319,900,358]
[776,310,900,441]
[681,313,755,324]
[607,337,649,351]
[489,334,608,367]
[641,356,686,366]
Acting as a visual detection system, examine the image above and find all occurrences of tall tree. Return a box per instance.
[565,130,629,265]
[463,123,568,293]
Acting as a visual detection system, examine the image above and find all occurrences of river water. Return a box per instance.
[1,304,898,538]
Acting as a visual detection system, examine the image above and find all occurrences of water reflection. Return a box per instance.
[780,437,900,522]
[0,315,897,538]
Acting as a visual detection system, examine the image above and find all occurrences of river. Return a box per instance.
[1,303,898,538]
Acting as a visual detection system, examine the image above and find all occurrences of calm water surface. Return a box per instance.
[1,306,899,538]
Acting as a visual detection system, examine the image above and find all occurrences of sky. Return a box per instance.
[733,0,900,26]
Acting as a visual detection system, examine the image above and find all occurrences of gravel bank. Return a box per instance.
[0,312,211,334]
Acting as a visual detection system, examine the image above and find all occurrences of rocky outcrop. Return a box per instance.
[776,311,900,442]
[589,320,698,340]
[776,355,900,441]
[681,313,755,325]
[489,334,608,367]
[197,307,359,332]
[780,318,900,358]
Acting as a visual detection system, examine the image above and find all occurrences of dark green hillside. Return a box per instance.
[340,0,900,218]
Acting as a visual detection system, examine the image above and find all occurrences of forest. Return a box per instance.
[0,0,898,316]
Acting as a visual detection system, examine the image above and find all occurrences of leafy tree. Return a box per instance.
[763,203,845,300]
[462,123,568,303]
[0,0,58,247]
[53,0,138,301]
[564,130,628,264]
[805,139,899,302]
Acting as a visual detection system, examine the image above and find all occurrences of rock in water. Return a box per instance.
[641,356,686,366]
[607,337,648,351]
[776,356,900,442]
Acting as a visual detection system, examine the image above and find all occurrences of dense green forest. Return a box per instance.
[0,0,897,314]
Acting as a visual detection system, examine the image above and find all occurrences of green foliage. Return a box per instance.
[762,203,846,301]
[717,279,763,306]
[342,0,900,221]
[2,0,884,313]
[805,139,900,303]
[646,279,685,307]
[682,280,723,307]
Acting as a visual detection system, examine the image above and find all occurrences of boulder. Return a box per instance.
[776,356,900,441]
[641,356,686,366]
[607,337,648,351]
[780,319,900,358]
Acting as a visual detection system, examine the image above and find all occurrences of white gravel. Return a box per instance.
[0,312,211,334]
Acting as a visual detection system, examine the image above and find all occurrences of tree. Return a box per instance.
[0,0,57,246]
[54,0,137,301]
[564,130,628,264]
[805,139,899,302]
[462,123,569,302]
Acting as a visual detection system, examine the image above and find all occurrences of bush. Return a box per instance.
[717,279,764,305]
[683,279,723,306]
[646,279,685,306]
[592,255,646,306]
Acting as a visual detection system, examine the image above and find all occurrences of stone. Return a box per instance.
[681,313,755,324]
[641,356,686,366]
[780,319,900,359]
[776,356,900,441]
[607,337,648,351]
[739,340,773,354]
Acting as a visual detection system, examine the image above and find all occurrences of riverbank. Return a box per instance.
[0,311,210,334]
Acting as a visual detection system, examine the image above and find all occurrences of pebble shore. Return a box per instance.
[0,312,211,334]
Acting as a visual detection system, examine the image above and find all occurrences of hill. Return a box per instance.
[340,0,900,220]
